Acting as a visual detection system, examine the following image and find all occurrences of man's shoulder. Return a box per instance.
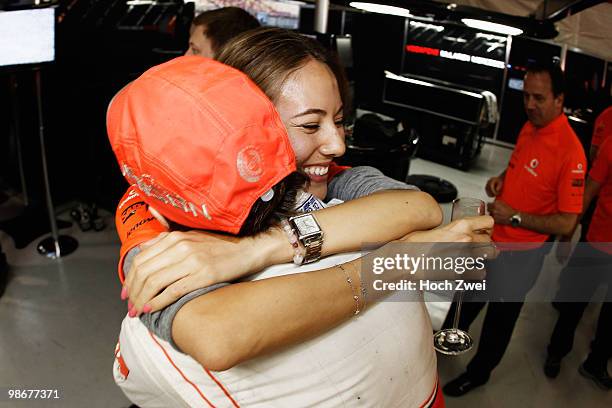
[598,106,612,122]
[554,116,585,157]
[598,137,612,161]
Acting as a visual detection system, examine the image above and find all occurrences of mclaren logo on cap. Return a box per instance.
[237,146,264,183]
[122,164,212,220]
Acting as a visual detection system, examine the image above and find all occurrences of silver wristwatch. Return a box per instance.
[289,213,324,264]
[510,213,522,227]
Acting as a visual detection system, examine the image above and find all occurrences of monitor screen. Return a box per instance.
[508,78,524,91]
[0,8,55,67]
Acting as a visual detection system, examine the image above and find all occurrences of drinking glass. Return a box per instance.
[433,197,485,355]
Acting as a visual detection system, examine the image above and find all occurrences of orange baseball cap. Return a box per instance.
[107,56,296,234]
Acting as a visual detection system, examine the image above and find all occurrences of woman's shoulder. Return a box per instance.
[327,166,419,201]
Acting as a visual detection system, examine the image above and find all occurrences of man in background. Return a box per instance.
[590,105,612,162]
[185,7,260,58]
[443,62,587,397]
[544,134,611,390]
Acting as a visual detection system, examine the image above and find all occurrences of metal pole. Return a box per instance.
[493,34,512,142]
[314,0,329,34]
[34,69,78,259]
[400,18,410,74]
[35,69,61,256]
[560,43,568,71]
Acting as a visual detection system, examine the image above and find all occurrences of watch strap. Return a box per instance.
[301,234,323,264]
[288,214,324,265]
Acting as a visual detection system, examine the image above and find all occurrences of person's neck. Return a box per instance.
[533,111,563,129]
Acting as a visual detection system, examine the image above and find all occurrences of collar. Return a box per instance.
[526,113,567,138]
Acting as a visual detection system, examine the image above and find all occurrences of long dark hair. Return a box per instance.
[217,27,350,117]
[239,172,306,236]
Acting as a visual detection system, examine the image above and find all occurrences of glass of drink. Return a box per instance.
[433,197,485,355]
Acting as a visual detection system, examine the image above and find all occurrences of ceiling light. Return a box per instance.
[349,2,411,17]
[461,19,523,36]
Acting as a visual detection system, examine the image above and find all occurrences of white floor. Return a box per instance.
[0,143,610,407]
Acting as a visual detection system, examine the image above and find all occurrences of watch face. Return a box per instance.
[511,215,520,227]
[294,215,320,235]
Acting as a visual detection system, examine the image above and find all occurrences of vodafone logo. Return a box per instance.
[237,146,264,183]
[524,158,540,177]
[572,162,585,174]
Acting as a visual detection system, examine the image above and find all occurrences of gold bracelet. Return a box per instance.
[338,263,361,316]
[360,284,367,313]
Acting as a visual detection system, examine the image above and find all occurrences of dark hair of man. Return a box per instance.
[217,27,351,117]
[193,7,260,56]
[166,172,307,237]
[526,61,566,98]
[239,172,308,236]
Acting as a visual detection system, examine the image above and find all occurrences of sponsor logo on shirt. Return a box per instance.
[126,216,156,239]
[294,191,327,213]
[118,189,140,209]
[571,178,584,187]
[524,158,539,177]
[121,201,147,224]
[571,163,585,174]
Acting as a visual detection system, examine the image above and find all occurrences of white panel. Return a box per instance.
[0,8,55,67]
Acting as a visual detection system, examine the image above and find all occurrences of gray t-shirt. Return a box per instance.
[127,166,417,349]
[326,166,418,201]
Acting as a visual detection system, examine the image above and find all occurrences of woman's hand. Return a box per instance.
[401,215,494,244]
[124,230,286,316]
[397,216,497,281]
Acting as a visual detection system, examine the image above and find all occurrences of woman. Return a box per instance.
[117,27,442,315]
[111,29,493,407]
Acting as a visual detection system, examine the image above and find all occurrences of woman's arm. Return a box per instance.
[173,216,493,371]
[126,190,442,314]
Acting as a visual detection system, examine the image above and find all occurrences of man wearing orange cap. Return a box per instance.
[443,62,587,397]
